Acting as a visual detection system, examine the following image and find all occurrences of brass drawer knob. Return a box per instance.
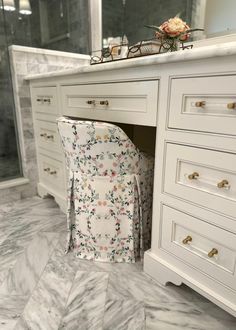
[208,248,218,258]
[47,135,54,140]
[43,168,50,172]
[50,170,57,175]
[217,179,229,188]
[44,98,51,104]
[227,102,236,109]
[100,100,109,106]
[182,235,192,244]
[87,100,95,105]
[40,133,47,137]
[195,101,205,108]
[188,172,199,180]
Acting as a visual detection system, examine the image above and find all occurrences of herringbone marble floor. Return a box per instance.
[0,196,235,329]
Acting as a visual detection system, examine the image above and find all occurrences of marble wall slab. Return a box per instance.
[0,46,90,205]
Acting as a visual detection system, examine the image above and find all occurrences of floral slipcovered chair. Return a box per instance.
[57,117,154,263]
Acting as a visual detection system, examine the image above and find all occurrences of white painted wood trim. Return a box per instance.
[144,251,236,317]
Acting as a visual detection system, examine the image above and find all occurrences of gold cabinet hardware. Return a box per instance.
[40,133,47,137]
[217,179,229,188]
[50,170,57,175]
[37,98,43,102]
[227,102,236,109]
[188,172,199,180]
[208,248,218,258]
[87,100,95,105]
[99,100,109,106]
[195,101,206,108]
[182,235,192,244]
[43,168,50,172]
[46,135,54,140]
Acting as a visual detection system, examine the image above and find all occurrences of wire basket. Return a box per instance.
[90,38,193,65]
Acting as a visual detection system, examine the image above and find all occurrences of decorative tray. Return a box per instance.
[90,38,193,65]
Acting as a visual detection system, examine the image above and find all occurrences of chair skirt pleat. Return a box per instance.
[66,172,141,263]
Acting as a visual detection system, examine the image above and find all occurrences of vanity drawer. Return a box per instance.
[38,153,65,193]
[31,86,59,115]
[161,205,236,290]
[168,75,236,136]
[35,120,61,154]
[61,80,158,126]
[164,143,236,218]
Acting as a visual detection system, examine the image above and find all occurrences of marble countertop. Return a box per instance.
[26,41,236,80]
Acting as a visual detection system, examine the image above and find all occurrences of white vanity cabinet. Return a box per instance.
[30,73,159,212]
[31,86,59,116]
[168,75,236,136]
[61,80,158,126]
[30,85,67,210]
[28,43,236,317]
[145,66,236,317]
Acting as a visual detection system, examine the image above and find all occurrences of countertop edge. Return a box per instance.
[25,41,236,81]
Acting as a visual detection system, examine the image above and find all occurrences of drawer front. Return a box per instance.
[38,153,65,193]
[61,80,158,126]
[161,205,236,289]
[164,143,236,218]
[35,120,61,154]
[31,86,59,115]
[168,75,236,135]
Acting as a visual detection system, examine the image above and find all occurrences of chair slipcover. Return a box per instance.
[57,117,154,263]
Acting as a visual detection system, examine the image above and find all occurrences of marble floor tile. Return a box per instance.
[106,271,236,329]
[55,235,143,274]
[0,196,65,287]
[0,197,235,330]
[103,299,145,330]
[0,196,55,223]
[0,232,60,296]
[144,302,236,330]
[14,317,28,330]
[20,241,77,330]
[76,258,143,273]
[59,271,109,330]
[106,271,193,306]
[0,295,28,330]
[0,197,65,239]
[195,301,236,330]
[0,240,25,286]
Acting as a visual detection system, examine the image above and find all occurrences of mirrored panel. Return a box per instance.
[0,1,22,181]
[102,0,193,47]
[102,0,236,49]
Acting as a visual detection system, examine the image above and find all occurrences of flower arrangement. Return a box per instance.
[146,15,203,51]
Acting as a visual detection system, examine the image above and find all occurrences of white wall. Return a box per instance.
[204,0,236,37]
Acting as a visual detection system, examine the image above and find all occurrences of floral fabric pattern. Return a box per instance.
[57,117,154,263]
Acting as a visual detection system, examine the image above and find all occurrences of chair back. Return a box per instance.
[57,117,140,176]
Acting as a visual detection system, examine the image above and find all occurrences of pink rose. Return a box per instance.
[159,17,190,38]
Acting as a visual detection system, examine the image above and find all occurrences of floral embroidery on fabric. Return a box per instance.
[57,117,154,263]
